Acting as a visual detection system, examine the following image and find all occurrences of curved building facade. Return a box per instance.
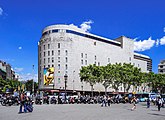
[38,24,152,93]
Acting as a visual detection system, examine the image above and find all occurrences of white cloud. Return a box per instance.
[18,46,22,50]
[18,73,38,82]
[160,36,165,45]
[69,20,94,32]
[14,67,24,72]
[0,7,3,15]
[80,20,93,32]
[156,39,160,46]
[134,37,156,51]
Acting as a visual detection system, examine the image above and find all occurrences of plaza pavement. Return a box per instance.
[0,103,165,120]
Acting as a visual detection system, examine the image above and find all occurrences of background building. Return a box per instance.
[158,60,165,74]
[0,60,17,80]
[38,24,152,94]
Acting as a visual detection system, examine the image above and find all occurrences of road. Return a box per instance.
[0,103,165,120]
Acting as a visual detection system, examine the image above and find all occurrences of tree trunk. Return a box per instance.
[91,85,93,98]
[105,87,107,96]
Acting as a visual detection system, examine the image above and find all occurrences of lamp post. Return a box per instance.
[32,65,34,100]
[64,74,68,104]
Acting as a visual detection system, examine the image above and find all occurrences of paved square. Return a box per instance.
[0,103,165,120]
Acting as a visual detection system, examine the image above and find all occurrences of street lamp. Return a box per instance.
[64,74,68,104]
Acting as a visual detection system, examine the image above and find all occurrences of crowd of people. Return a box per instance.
[0,92,164,114]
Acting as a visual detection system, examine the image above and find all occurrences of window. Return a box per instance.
[48,44,50,49]
[58,78,60,83]
[85,60,87,65]
[65,50,68,56]
[65,64,68,70]
[44,52,45,57]
[58,50,60,55]
[81,53,83,58]
[58,57,60,62]
[52,57,54,63]
[52,50,54,56]
[40,53,41,57]
[48,58,50,63]
[138,64,139,67]
[52,64,54,67]
[81,60,83,65]
[58,64,60,70]
[48,65,50,68]
[94,42,96,46]
[85,54,87,59]
[58,43,60,48]
[66,57,68,63]
[98,62,100,66]
[95,55,97,60]
[44,65,45,68]
[108,58,110,62]
[44,58,45,64]
[48,51,50,56]
[44,45,45,50]
[129,57,131,61]
[58,71,60,73]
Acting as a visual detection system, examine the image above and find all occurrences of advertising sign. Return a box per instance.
[44,67,54,85]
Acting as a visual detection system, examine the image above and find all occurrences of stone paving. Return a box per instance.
[0,103,165,120]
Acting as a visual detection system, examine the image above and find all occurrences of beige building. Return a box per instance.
[38,24,152,94]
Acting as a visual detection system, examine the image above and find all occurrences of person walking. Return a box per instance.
[101,95,107,107]
[18,91,27,114]
[131,96,137,111]
[107,96,111,107]
[147,98,150,108]
[157,97,162,111]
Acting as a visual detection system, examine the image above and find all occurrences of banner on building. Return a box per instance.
[44,67,54,85]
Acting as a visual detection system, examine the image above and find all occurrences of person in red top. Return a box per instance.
[18,91,27,113]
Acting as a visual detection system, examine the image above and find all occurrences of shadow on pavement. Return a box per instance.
[148,113,165,117]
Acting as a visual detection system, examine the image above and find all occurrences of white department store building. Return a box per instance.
[38,24,152,94]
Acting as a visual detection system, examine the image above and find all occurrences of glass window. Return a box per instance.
[108,58,110,62]
[58,64,60,70]
[81,53,83,58]
[44,52,45,57]
[44,58,45,64]
[129,57,131,61]
[98,62,100,66]
[48,58,50,63]
[58,78,60,83]
[58,50,60,55]
[65,50,68,56]
[95,55,97,60]
[44,45,45,50]
[48,44,50,49]
[48,65,50,68]
[52,57,54,63]
[44,65,45,68]
[94,42,96,45]
[85,54,87,59]
[65,64,68,70]
[85,60,87,65]
[52,64,54,67]
[52,50,54,56]
[66,57,68,63]
[58,43,60,48]
[58,57,60,62]
[48,51,50,56]
[58,71,60,73]
[81,60,83,65]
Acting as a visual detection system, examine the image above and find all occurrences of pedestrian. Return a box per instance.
[107,96,111,107]
[131,96,137,111]
[147,98,150,108]
[18,91,27,114]
[101,95,107,107]
[157,97,162,111]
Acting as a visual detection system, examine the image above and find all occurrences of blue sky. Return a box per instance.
[0,0,165,81]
